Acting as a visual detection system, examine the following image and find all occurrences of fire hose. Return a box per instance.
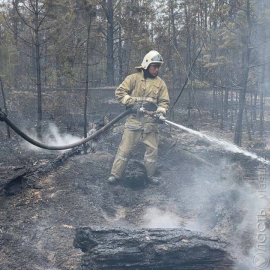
[0,107,134,150]
[0,106,165,151]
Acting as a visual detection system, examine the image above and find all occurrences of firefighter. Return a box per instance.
[108,50,170,185]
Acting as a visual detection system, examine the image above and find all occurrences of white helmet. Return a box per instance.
[140,50,164,69]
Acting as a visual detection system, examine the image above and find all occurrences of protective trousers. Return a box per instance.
[111,129,158,179]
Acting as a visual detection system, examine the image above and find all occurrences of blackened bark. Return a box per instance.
[220,89,224,129]
[260,84,264,137]
[253,91,257,124]
[0,78,11,138]
[13,0,19,89]
[106,0,114,86]
[245,107,252,141]
[230,89,234,130]
[224,89,229,120]
[74,227,234,270]
[259,48,265,137]
[84,20,92,154]
[118,24,123,84]
[234,0,252,146]
[170,0,178,50]
[33,0,42,139]
[1,147,81,196]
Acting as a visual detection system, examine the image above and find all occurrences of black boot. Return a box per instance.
[108,175,118,184]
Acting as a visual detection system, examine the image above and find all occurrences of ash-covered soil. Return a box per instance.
[0,120,270,270]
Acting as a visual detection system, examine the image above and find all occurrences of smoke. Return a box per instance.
[140,157,270,269]
[185,161,270,269]
[22,123,81,152]
[141,207,182,228]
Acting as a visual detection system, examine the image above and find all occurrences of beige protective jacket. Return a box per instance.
[115,69,170,133]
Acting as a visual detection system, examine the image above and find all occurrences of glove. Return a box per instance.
[155,111,166,124]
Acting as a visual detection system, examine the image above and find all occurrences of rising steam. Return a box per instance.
[22,123,81,152]
[141,207,182,228]
[140,157,270,270]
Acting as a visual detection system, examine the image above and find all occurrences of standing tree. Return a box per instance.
[234,0,252,146]
[7,0,58,138]
[76,0,97,153]
[100,0,115,86]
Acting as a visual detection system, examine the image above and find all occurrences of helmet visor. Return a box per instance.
[151,54,163,62]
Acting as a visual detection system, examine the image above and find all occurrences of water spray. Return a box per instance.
[140,107,270,166]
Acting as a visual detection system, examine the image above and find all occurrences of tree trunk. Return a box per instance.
[34,0,42,139]
[118,24,123,84]
[224,89,229,121]
[260,84,264,137]
[188,88,191,118]
[74,227,234,270]
[170,0,178,50]
[0,78,11,138]
[56,54,62,87]
[212,90,215,119]
[253,91,257,123]
[106,0,114,86]
[220,89,224,129]
[13,0,19,90]
[259,44,266,137]
[245,107,252,141]
[234,65,250,146]
[250,93,253,132]
[184,3,191,119]
[84,20,92,154]
[230,89,233,131]
[234,0,251,146]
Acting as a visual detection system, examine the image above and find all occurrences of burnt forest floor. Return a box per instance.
[0,109,270,270]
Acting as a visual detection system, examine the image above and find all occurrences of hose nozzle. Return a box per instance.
[139,106,166,124]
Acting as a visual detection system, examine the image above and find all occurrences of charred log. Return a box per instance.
[0,166,27,195]
[74,227,234,270]
[0,147,81,195]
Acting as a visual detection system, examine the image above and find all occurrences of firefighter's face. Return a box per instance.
[148,64,161,77]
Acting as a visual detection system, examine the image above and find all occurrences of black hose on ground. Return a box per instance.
[0,108,132,150]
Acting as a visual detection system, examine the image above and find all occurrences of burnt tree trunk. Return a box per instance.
[212,89,216,119]
[260,84,264,137]
[220,89,224,129]
[102,0,114,86]
[0,147,81,196]
[224,89,229,121]
[234,0,252,146]
[118,23,123,84]
[12,0,19,89]
[74,227,234,270]
[34,0,43,139]
[245,107,252,141]
[84,19,92,154]
[253,91,257,125]
[230,89,234,130]
[259,48,265,137]
[0,78,11,138]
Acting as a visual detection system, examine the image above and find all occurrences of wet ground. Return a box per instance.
[0,118,270,269]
